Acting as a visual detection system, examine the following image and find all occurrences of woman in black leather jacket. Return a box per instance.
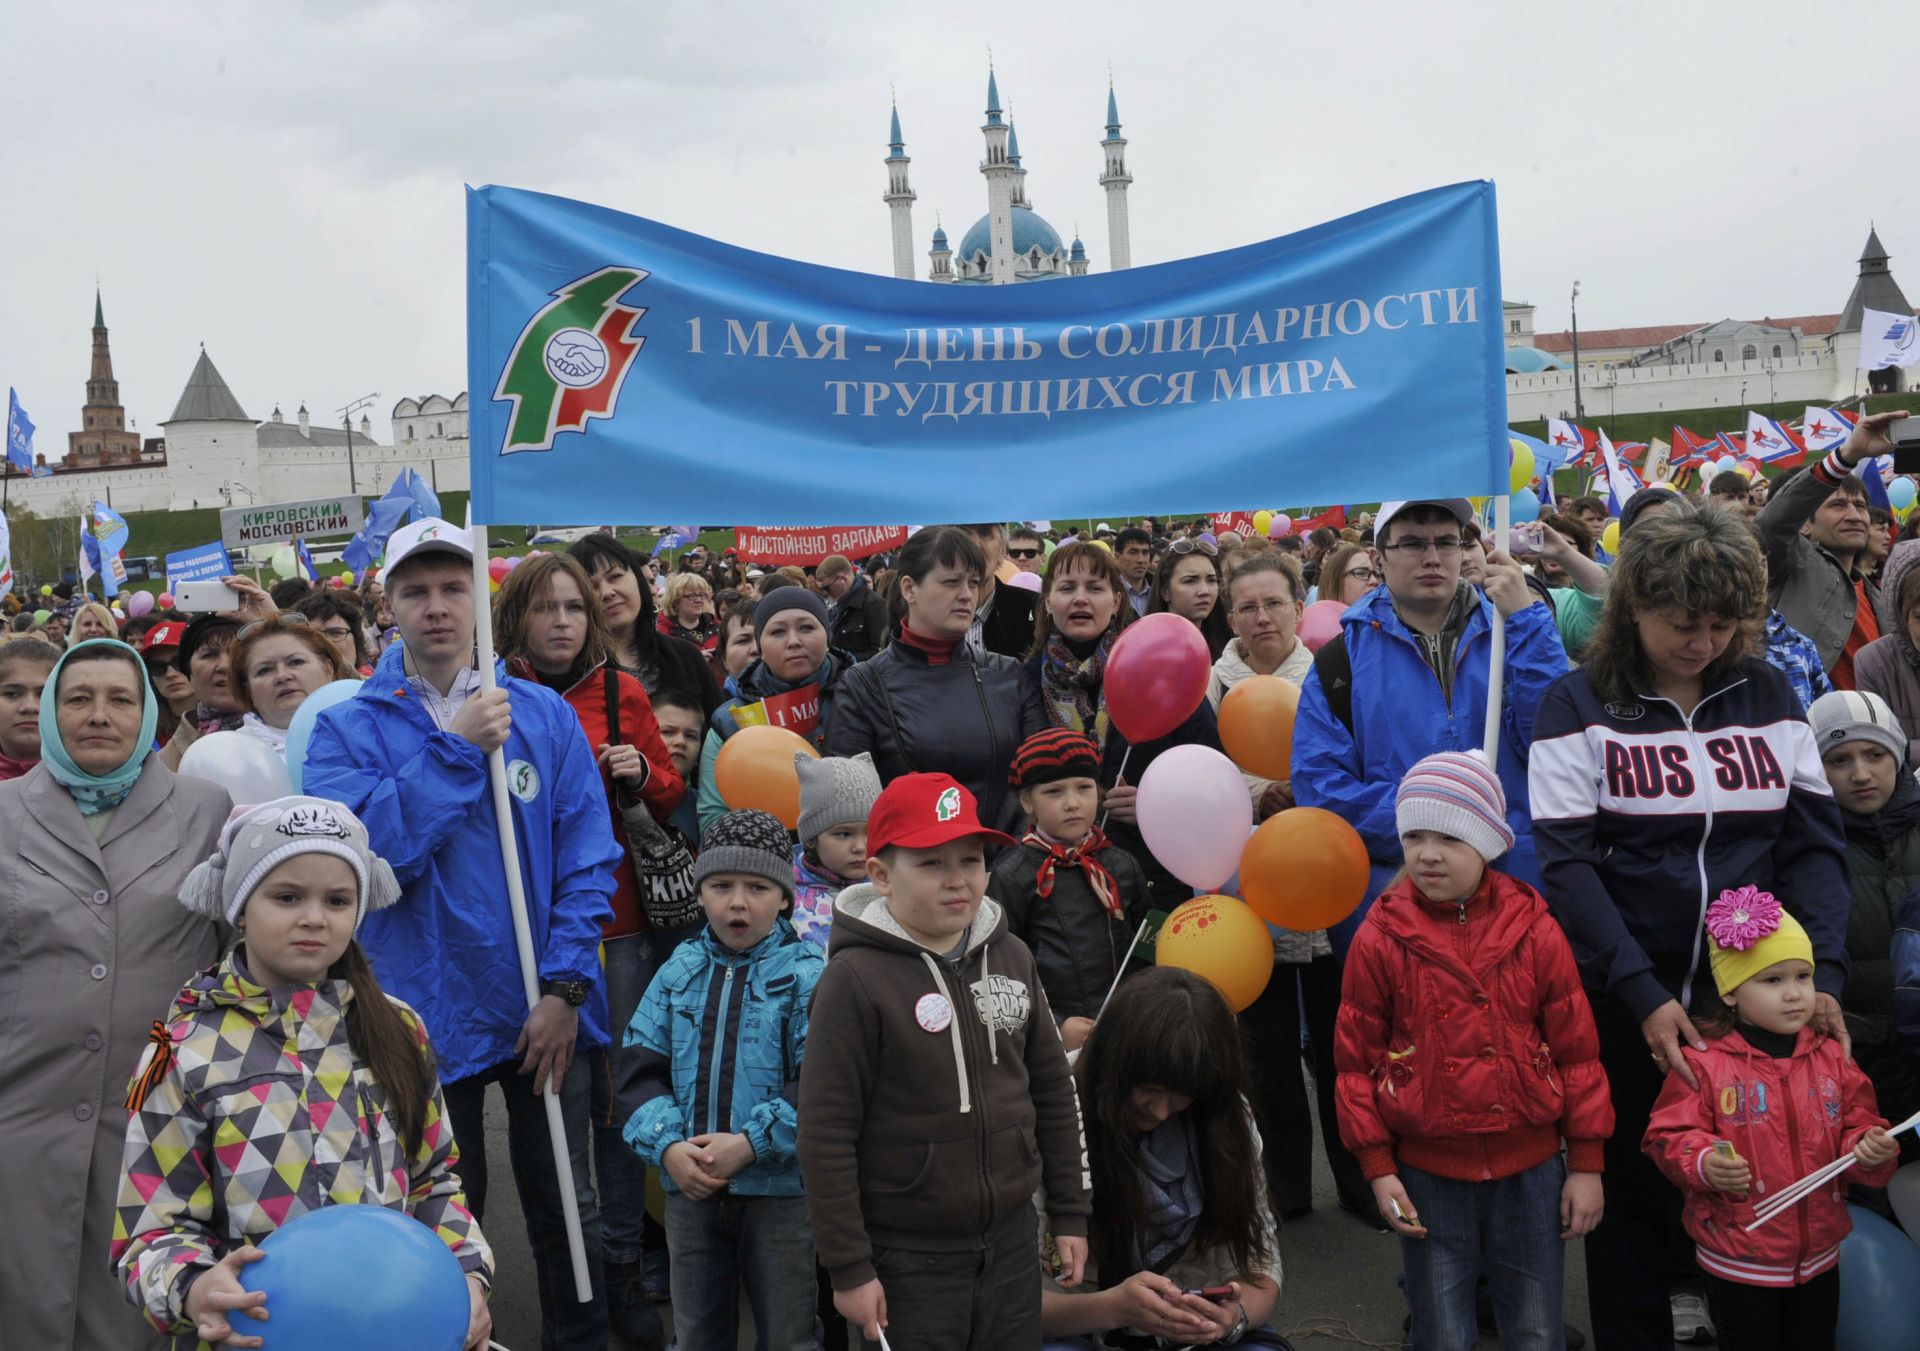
[826,526,1045,835]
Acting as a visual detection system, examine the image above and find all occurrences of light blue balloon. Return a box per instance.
[1716,455,1739,474]
[284,679,364,793]
[1836,1205,1920,1351]
[241,1204,469,1351]
[1891,478,1917,510]
[1510,487,1540,523]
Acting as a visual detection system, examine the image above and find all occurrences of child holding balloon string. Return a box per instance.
[111,796,494,1351]
[1643,888,1898,1351]
[1333,751,1612,1350]
[989,727,1153,1051]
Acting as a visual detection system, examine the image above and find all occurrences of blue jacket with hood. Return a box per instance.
[1292,584,1567,915]
[302,643,622,1082]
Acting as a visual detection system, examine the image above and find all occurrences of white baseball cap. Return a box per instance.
[1374,499,1474,542]
[384,517,474,576]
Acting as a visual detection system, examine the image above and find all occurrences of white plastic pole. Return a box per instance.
[1482,492,1510,762]
[469,519,594,1304]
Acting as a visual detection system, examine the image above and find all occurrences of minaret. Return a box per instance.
[883,102,917,281]
[1100,82,1133,272]
[68,287,143,466]
[980,67,1016,284]
[1069,234,1090,278]
[929,224,954,283]
[1008,119,1030,209]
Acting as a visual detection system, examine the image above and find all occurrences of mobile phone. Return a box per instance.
[1890,417,1920,474]
[1184,1286,1235,1301]
[1508,521,1545,556]
[1712,1139,1738,1160]
[1390,1196,1419,1225]
[174,580,241,613]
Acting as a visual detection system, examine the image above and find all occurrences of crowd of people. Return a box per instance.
[7,408,1920,1351]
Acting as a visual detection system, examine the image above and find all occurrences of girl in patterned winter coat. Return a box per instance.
[111,797,494,1351]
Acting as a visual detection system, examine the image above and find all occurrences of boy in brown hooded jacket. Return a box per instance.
[798,772,1091,1350]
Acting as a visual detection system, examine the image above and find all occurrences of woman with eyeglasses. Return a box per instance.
[1315,542,1380,607]
[1028,540,1222,908]
[229,614,356,757]
[1148,537,1232,660]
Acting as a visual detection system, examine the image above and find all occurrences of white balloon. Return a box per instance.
[176,731,293,807]
[1888,1163,1920,1237]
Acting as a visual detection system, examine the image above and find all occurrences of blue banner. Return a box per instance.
[465,182,1507,527]
[342,468,440,580]
[166,540,234,589]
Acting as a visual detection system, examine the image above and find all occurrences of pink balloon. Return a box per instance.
[1006,570,1042,593]
[487,557,512,583]
[1298,600,1347,653]
[156,592,175,608]
[1267,514,1293,539]
[1136,744,1255,890]
[1104,613,1211,744]
[126,591,154,618]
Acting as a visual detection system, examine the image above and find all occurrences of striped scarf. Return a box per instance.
[1039,631,1113,751]
[1022,824,1123,918]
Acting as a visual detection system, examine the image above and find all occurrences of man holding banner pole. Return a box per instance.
[302,517,619,1346]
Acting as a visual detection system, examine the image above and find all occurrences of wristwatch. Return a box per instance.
[541,978,591,1007]
[1219,1302,1250,1345]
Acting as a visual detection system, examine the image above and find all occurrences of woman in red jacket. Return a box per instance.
[1335,751,1613,1350]
[1644,889,1897,1351]
[494,551,688,1348]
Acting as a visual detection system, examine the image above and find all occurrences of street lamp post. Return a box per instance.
[336,392,379,495]
[1570,281,1584,422]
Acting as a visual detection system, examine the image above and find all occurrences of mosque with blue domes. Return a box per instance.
[885,68,1132,285]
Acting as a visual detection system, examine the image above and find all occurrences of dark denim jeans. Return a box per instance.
[1399,1157,1566,1351]
[592,925,700,1262]
[861,1207,1040,1351]
[444,1052,606,1351]
[665,1190,818,1351]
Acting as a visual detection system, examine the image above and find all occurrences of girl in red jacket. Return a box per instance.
[1335,751,1613,1350]
[1643,888,1898,1350]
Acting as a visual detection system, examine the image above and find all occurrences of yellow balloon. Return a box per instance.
[1091,539,1112,553]
[645,1166,667,1224]
[1468,496,1490,511]
[1252,510,1274,538]
[1155,894,1274,1012]
[1601,521,1621,555]
[1509,440,1536,493]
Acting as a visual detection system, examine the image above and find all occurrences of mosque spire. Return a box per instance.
[883,95,917,280]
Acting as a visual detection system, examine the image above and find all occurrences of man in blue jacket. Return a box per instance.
[304,517,627,1351]
[1292,498,1567,945]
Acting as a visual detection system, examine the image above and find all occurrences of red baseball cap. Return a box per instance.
[867,772,1014,854]
[140,621,188,654]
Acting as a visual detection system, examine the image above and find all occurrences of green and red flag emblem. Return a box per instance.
[494,266,648,453]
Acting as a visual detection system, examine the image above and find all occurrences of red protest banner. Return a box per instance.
[730,685,822,741]
[733,526,909,568]
[1211,512,1259,538]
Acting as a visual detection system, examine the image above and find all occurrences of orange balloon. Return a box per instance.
[1239,807,1369,931]
[1155,894,1274,1012]
[713,725,819,829]
[1218,675,1301,781]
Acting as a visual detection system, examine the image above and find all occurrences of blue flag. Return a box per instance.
[293,535,319,582]
[6,388,34,474]
[342,468,442,579]
[82,501,130,598]
[465,182,1508,526]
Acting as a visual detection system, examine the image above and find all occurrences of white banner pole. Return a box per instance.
[1483,492,1510,762]
[469,515,593,1303]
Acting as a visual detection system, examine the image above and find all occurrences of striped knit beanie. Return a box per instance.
[1395,751,1514,863]
[1010,727,1103,789]
[1807,689,1907,768]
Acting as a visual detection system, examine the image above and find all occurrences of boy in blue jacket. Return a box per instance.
[620,808,825,1351]
[302,517,628,1349]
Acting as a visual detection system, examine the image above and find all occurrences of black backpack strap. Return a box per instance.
[1311,633,1354,736]
[603,665,624,746]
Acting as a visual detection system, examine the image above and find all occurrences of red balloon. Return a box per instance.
[486,557,512,583]
[1104,613,1210,743]
[1297,600,1346,653]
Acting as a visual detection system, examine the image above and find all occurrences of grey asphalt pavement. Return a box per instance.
[473,1090,1593,1350]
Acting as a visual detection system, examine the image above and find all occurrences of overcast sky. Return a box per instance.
[2,0,1912,449]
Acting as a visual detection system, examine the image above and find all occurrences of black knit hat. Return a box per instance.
[1010,727,1103,789]
[693,808,796,900]
[753,586,830,642]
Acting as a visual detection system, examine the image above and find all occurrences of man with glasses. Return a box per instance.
[817,552,889,661]
[960,522,1037,659]
[1007,526,1047,575]
[1293,498,1566,936]
[1114,526,1154,615]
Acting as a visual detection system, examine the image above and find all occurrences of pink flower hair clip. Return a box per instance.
[1706,885,1782,951]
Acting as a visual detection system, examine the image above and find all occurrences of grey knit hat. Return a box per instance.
[693,808,796,900]
[796,752,882,844]
[179,796,402,930]
[753,585,830,641]
[1808,689,1908,768]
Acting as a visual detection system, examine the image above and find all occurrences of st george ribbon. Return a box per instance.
[466,181,1508,526]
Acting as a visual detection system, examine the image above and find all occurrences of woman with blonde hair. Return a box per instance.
[658,570,719,655]
[67,601,118,646]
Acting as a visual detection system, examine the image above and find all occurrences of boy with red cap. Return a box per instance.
[798,771,1091,1351]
